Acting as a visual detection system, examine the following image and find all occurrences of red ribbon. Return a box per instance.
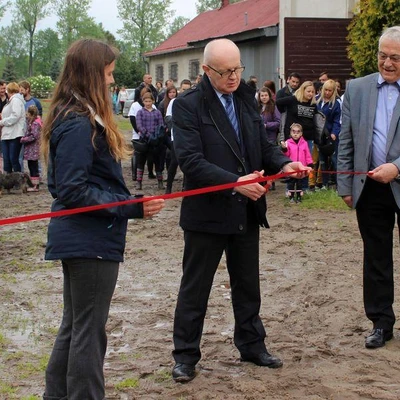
[0,170,367,227]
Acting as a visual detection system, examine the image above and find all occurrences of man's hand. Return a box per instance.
[369,163,399,184]
[341,195,353,208]
[282,162,312,179]
[143,198,165,219]
[234,170,266,201]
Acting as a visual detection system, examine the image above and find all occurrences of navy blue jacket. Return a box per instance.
[45,113,143,262]
[172,75,291,234]
[316,98,341,137]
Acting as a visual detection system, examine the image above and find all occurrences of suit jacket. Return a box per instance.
[172,74,291,234]
[337,72,400,208]
[276,85,293,113]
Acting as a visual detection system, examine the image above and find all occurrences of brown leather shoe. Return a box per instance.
[365,328,393,349]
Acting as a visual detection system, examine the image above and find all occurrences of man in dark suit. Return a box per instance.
[276,72,301,113]
[337,26,400,349]
[171,38,310,382]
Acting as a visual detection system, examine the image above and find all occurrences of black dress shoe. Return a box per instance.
[365,328,393,349]
[240,351,283,368]
[172,363,196,383]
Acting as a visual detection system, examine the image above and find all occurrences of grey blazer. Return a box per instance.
[337,72,400,208]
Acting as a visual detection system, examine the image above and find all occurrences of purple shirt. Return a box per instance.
[136,107,164,138]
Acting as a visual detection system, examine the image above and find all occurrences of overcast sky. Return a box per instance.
[31,0,198,36]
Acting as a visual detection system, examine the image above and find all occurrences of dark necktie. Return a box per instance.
[377,81,400,91]
[222,94,239,140]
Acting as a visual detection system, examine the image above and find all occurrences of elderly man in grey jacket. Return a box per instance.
[337,26,400,349]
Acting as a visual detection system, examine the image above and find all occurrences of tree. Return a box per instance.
[195,0,240,14]
[0,24,29,78]
[50,59,61,81]
[0,0,7,19]
[113,43,144,87]
[117,0,173,62]
[168,16,190,37]
[347,0,400,77]
[14,0,50,77]
[33,28,61,76]
[2,58,17,81]
[54,0,92,48]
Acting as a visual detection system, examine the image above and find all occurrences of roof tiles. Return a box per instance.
[145,0,279,56]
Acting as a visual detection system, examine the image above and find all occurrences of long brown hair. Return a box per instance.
[258,87,275,115]
[41,39,130,164]
[163,86,177,116]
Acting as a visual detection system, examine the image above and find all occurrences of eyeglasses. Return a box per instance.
[206,64,245,78]
[378,52,400,63]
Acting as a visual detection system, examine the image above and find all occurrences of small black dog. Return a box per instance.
[0,172,34,194]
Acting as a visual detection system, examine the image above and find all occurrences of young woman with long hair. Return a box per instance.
[257,86,280,143]
[41,39,164,400]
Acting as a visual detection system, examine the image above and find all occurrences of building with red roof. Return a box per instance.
[144,0,356,90]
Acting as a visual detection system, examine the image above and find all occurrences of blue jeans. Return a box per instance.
[2,138,22,172]
[44,258,119,400]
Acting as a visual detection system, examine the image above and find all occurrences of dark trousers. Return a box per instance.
[356,178,398,331]
[166,142,179,191]
[2,138,22,173]
[44,258,119,400]
[287,177,303,196]
[172,223,267,365]
[28,160,39,177]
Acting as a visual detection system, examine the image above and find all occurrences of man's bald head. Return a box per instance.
[203,39,240,66]
[202,39,242,94]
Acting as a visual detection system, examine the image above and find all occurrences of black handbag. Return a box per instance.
[147,125,166,148]
[131,137,148,153]
[319,129,335,156]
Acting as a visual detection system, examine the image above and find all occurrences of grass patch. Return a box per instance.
[0,332,9,348]
[115,377,139,390]
[21,396,41,400]
[17,354,49,378]
[116,115,133,132]
[0,380,17,396]
[287,189,350,211]
[152,368,171,383]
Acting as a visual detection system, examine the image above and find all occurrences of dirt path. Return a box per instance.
[1,162,400,400]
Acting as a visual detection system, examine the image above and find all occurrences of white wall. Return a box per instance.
[280,0,357,19]
[148,48,204,85]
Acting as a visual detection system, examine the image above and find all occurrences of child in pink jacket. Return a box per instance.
[281,123,313,203]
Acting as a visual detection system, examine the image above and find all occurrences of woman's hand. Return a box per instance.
[143,198,165,218]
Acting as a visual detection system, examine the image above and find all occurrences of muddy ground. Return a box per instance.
[1,146,400,399]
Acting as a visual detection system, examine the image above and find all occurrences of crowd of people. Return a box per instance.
[113,63,344,200]
[0,79,42,192]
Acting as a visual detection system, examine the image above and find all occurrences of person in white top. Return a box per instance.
[117,86,128,115]
[0,82,26,172]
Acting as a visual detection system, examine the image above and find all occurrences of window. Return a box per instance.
[169,62,178,82]
[155,65,164,82]
[189,59,200,80]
